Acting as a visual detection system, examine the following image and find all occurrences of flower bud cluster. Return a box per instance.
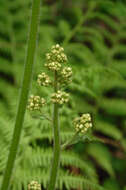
[45,44,67,71]
[47,44,67,63]
[27,95,46,111]
[37,72,51,86]
[73,113,92,134]
[45,62,61,71]
[51,90,69,105]
[59,67,72,84]
[28,181,41,190]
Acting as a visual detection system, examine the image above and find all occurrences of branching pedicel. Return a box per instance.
[27,44,92,190]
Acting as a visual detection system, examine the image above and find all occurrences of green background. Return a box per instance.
[0,0,126,190]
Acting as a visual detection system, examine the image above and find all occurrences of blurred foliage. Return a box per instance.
[0,0,126,190]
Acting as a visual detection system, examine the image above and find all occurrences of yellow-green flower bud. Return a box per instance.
[28,181,41,190]
[46,44,67,63]
[51,90,69,105]
[37,72,51,86]
[27,95,46,111]
[59,66,72,84]
[73,113,92,134]
[45,62,61,71]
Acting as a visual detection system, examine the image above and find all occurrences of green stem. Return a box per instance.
[1,1,41,190]
[61,132,78,150]
[32,114,52,122]
[48,71,60,190]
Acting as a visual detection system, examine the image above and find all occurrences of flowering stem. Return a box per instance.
[40,114,52,122]
[32,114,52,122]
[61,132,78,150]
[48,71,60,190]
[1,1,41,190]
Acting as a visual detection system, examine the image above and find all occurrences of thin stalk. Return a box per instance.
[1,1,41,190]
[61,132,78,150]
[31,114,52,122]
[48,71,60,190]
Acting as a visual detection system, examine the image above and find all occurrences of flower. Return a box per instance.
[73,113,92,134]
[28,181,41,190]
[27,95,46,111]
[45,62,61,71]
[51,90,69,104]
[37,72,51,86]
[45,44,67,71]
[59,66,72,84]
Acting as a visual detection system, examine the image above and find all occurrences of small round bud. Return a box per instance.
[45,62,61,71]
[73,113,92,134]
[51,90,69,105]
[37,72,51,86]
[27,95,46,111]
[28,181,41,190]
[45,44,67,65]
[59,66,72,84]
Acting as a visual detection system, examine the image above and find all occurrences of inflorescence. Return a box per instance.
[46,44,67,63]
[27,44,93,133]
[37,72,51,86]
[28,44,72,109]
[27,95,46,111]
[51,90,69,105]
[59,67,72,84]
[45,61,61,71]
[27,45,93,189]
[73,113,92,134]
[28,181,41,190]
[45,44,67,71]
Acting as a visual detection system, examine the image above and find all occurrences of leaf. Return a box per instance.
[87,143,115,176]
[103,178,121,190]
[59,20,71,38]
[99,98,126,116]
[95,120,122,140]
